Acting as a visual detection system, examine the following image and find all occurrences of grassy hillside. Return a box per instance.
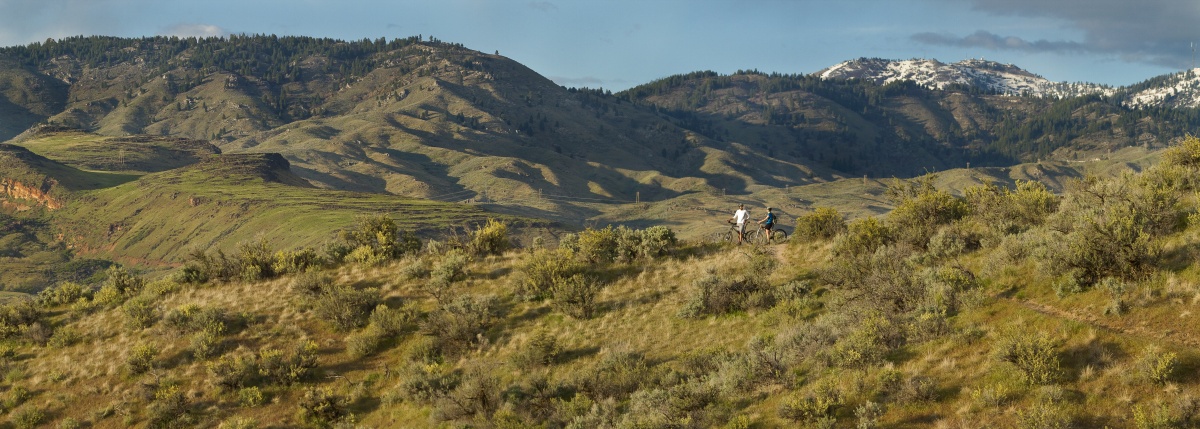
[49,152,544,267]
[11,129,220,174]
[2,36,1197,229]
[2,138,1200,428]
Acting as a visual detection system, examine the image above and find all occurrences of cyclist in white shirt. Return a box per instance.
[731,204,750,244]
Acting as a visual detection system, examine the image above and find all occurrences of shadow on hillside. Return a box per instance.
[1174,351,1200,384]
[290,164,389,193]
[0,95,51,142]
[385,95,698,201]
[1061,339,1127,383]
[375,147,470,198]
[558,346,601,364]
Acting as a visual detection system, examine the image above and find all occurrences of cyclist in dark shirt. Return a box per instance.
[757,207,777,235]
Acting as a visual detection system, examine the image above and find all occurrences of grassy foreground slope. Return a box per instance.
[3,138,1200,428]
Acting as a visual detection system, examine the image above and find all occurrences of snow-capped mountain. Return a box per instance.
[1124,69,1200,108]
[818,58,1115,99]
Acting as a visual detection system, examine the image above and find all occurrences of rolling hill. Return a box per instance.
[1,35,1198,213]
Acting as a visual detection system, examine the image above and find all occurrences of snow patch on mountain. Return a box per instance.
[1124,69,1200,109]
[818,58,1114,99]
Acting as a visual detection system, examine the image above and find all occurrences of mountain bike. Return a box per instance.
[713,221,753,244]
[752,224,788,244]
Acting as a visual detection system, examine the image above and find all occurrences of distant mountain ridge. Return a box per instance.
[817,58,1115,99]
[1122,68,1200,108]
[0,35,1198,216]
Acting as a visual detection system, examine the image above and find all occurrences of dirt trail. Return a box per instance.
[1008,297,1200,349]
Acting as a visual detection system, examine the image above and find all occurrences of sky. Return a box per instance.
[0,0,1196,91]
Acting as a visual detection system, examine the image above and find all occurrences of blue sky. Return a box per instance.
[0,0,1194,90]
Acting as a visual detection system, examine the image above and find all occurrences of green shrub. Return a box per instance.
[395,363,461,403]
[778,380,842,423]
[965,180,1060,234]
[855,400,885,429]
[165,304,229,335]
[3,386,30,410]
[1134,345,1179,385]
[146,385,192,429]
[833,217,892,257]
[217,417,259,429]
[182,248,238,284]
[128,343,159,374]
[259,340,319,385]
[512,331,562,368]
[368,304,411,336]
[794,207,847,241]
[238,386,266,407]
[431,365,502,421]
[993,330,1061,385]
[312,285,380,331]
[37,281,90,307]
[830,313,900,368]
[572,226,620,263]
[296,386,349,428]
[515,248,584,300]
[469,218,511,255]
[95,266,145,306]
[145,278,181,296]
[237,238,276,282]
[290,271,331,297]
[926,221,986,259]
[398,257,429,280]
[1016,400,1073,429]
[206,353,259,392]
[886,176,969,249]
[320,241,354,265]
[339,214,421,262]
[894,375,937,404]
[552,273,601,319]
[345,325,386,358]
[345,245,389,267]
[9,405,44,429]
[969,383,1013,408]
[823,245,924,314]
[620,381,719,428]
[1160,135,1200,170]
[1100,277,1129,315]
[190,330,222,361]
[637,226,677,258]
[424,249,470,301]
[679,266,775,318]
[47,326,81,348]
[576,350,655,400]
[122,296,157,329]
[0,301,40,339]
[420,295,501,356]
[273,247,322,275]
[917,265,980,318]
[1040,174,1175,287]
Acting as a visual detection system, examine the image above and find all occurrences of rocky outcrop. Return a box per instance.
[0,177,63,211]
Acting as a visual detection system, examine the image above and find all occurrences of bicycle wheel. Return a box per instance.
[770,229,788,243]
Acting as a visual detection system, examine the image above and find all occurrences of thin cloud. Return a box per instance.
[918,0,1200,69]
[160,23,229,39]
[550,75,605,88]
[912,30,1089,54]
[527,1,557,12]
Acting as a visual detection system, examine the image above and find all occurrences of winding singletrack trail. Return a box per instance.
[1007,296,1200,349]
